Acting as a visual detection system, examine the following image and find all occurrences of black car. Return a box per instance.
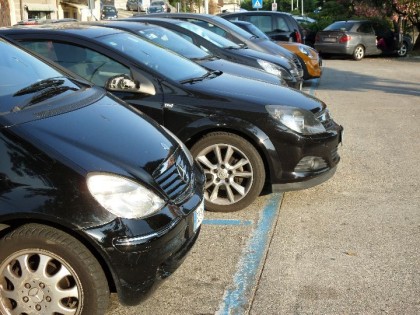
[140,12,305,76]
[122,17,302,89]
[0,36,205,313]
[87,20,284,86]
[101,5,118,20]
[0,24,343,212]
[219,11,306,44]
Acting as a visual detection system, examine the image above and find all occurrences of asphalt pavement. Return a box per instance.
[106,56,420,315]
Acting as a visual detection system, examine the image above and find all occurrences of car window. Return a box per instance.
[0,38,80,113]
[324,21,354,31]
[96,32,208,82]
[243,23,270,39]
[247,15,272,33]
[102,6,117,13]
[138,27,209,59]
[357,23,374,34]
[178,21,241,49]
[273,16,290,32]
[186,19,228,37]
[20,41,131,86]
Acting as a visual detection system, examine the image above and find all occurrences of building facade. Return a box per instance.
[1,0,100,26]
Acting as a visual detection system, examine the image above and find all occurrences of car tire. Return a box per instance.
[397,41,408,57]
[0,224,109,315]
[353,45,365,61]
[190,132,265,212]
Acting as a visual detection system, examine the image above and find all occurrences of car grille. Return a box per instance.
[315,109,334,130]
[153,148,194,204]
[292,55,304,77]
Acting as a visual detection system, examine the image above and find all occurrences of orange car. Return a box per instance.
[277,42,322,80]
[231,20,322,80]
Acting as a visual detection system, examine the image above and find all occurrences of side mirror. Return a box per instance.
[106,75,139,92]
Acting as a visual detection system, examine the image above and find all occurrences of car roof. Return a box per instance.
[87,20,154,31]
[0,23,123,38]
[140,12,231,24]
[220,11,293,16]
[125,17,184,25]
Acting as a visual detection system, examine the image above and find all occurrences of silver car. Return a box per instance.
[314,20,412,60]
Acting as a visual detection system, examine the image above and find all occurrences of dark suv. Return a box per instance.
[220,11,305,44]
[0,36,204,314]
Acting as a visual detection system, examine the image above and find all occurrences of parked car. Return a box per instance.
[123,17,302,89]
[126,0,146,11]
[0,35,205,314]
[148,0,169,13]
[293,15,316,25]
[1,24,343,212]
[314,20,412,60]
[88,20,284,86]
[141,12,305,76]
[219,11,306,44]
[147,4,165,13]
[101,5,118,20]
[230,20,322,80]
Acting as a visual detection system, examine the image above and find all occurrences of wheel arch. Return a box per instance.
[0,218,117,293]
[178,117,280,190]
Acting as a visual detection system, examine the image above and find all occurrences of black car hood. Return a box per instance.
[200,58,280,85]
[248,37,296,59]
[8,89,178,187]
[185,72,323,112]
[230,47,295,70]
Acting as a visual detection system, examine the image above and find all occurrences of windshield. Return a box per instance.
[137,26,210,59]
[0,38,78,113]
[102,6,117,13]
[178,22,241,49]
[242,23,270,40]
[324,21,355,31]
[96,32,208,82]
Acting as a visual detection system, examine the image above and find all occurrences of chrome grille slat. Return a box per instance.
[292,56,304,77]
[153,149,194,204]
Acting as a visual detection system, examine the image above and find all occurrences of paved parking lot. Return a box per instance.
[106,56,420,314]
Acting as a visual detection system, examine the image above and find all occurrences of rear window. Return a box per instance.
[324,21,355,31]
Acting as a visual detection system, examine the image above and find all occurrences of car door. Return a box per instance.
[16,37,165,124]
[357,22,378,55]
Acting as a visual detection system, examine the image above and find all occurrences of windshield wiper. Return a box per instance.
[225,45,241,50]
[12,86,78,112]
[13,77,67,96]
[192,55,219,62]
[180,70,222,84]
[180,72,212,84]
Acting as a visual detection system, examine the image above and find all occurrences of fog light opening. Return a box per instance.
[294,156,328,173]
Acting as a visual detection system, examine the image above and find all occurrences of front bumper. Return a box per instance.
[84,164,205,306]
[263,121,343,191]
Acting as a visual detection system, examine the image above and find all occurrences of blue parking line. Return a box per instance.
[217,193,283,314]
[309,78,320,96]
[203,219,253,226]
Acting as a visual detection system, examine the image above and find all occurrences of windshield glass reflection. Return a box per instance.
[97,32,208,82]
[178,22,241,49]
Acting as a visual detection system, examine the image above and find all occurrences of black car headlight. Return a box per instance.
[87,173,165,219]
[266,105,326,135]
[257,59,293,80]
